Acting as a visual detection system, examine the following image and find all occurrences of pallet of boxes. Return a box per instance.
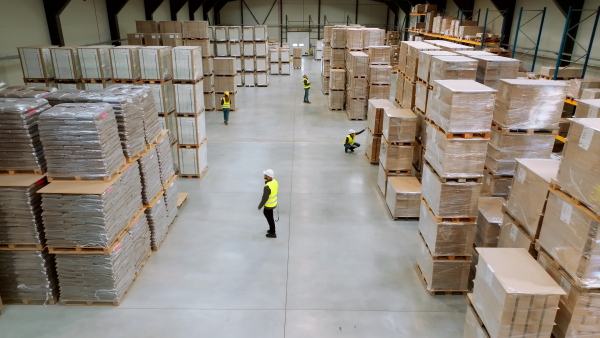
[321,26,333,94]
[346,50,368,119]
[328,27,346,110]
[18,46,56,88]
[415,77,497,295]
[292,47,302,69]
[213,57,237,113]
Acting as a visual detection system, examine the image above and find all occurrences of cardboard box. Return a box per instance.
[213,57,236,75]
[385,176,421,218]
[77,46,112,80]
[380,139,413,171]
[368,65,392,84]
[229,42,241,57]
[175,82,204,114]
[202,57,213,75]
[213,74,237,93]
[394,73,404,105]
[368,46,391,64]
[185,39,213,57]
[256,72,268,86]
[330,48,345,68]
[368,84,391,100]
[424,124,488,178]
[179,142,208,176]
[214,26,228,41]
[365,129,381,163]
[243,57,255,72]
[143,33,162,46]
[401,78,415,109]
[242,41,254,56]
[172,46,203,82]
[421,164,482,218]
[320,74,329,94]
[580,88,600,99]
[139,46,172,80]
[182,21,209,39]
[377,163,410,197]
[415,81,428,112]
[255,41,268,56]
[18,46,56,80]
[329,69,345,90]
[228,26,241,41]
[429,56,477,85]
[136,20,158,33]
[367,99,395,135]
[346,51,369,77]
[472,55,519,89]
[345,28,363,50]
[255,57,268,72]
[488,128,555,162]
[127,34,144,45]
[50,47,81,80]
[404,42,442,80]
[412,139,424,171]
[574,99,600,118]
[346,98,366,120]
[474,197,504,247]
[159,21,182,34]
[416,236,471,291]
[331,27,347,49]
[539,66,582,78]
[347,77,368,98]
[419,199,476,256]
[458,26,484,38]
[254,25,267,40]
[242,26,254,41]
[215,42,228,57]
[280,62,291,75]
[497,213,536,256]
[481,171,511,199]
[176,113,206,146]
[361,28,384,49]
[381,107,417,143]
[204,92,215,110]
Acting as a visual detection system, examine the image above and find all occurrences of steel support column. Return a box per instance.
[170,0,188,20]
[553,0,584,65]
[106,0,129,44]
[144,0,165,20]
[189,0,207,20]
[490,0,516,47]
[43,0,71,46]
[355,0,359,24]
[317,0,321,39]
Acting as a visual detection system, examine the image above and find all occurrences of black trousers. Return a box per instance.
[263,207,276,234]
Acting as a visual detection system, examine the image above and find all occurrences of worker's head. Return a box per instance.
[224,91,229,96]
[349,129,356,136]
[303,74,307,78]
[263,169,275,181]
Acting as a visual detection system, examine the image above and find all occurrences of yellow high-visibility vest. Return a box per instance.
[345,134,355,145]
[303,78,311,89]
[264,179,279,208]
[221,97,231,109]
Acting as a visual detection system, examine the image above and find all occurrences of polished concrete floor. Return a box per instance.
[0,58,466,337]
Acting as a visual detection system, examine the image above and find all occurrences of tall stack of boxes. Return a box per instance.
[50,47,82,90]
[321,26,333,93]
[254,26,269,86]
[78,46,112,90]
[416,79,496,294]
[365,99,395,163]
[18,46,56,87]
[213,57,237,112]
[329,27,346,110]
[367,46,392,100]
[292,47,302,69]
[395,41,440,111]
[139,46,175,118]
[346,51,368,119]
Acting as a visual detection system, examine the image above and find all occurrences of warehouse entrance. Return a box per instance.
[287,31,310,56]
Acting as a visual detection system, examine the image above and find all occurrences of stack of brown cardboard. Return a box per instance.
[345,52,368,119]
[213,58,237,111]
[395,41,441,111]
[292,47,302,69]
[385,177,421,218]
[385,31,400,46]
[567,78,600,99]
[574,99,600,118]
[466,248,565,338]
[361,28,385,50]
[428,55,477,87]
[321,26,334,94]
[474,197,504,248]
[415,51,456,113]
[581,88,600,99]
[539,66,582,79]
[366,99,395,163]
[470,55,519,89]
[367,47,391,100]
[346,28,363,50]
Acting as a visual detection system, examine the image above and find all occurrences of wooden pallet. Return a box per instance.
[205,108,216,111]
[24,78,54,83]
[82,78,111,84]
[139,79,171,84]
[3,297,57,306]
[491,122,558,135]
[423,162,483,183]
[177,192,189,208]
[427,120,490,139]
[0,168,45,175]
[162,174,177,191]
[112,79,139,84]
[549,180,600,221]
[0,243,45,251]
[179,166,209,179]
[48,161,129,182]
[145,129,168,150]
[392,217,419,221]
[216,109,237,112]
[330,108,344,111]
[404,74,417,84]
[48,207,146,254]
[415,264,468,296]
[173,79,203,85]
[421,197,477,223]
[184,37,210,41]
[383,169,411,175]
[178,144,202,149]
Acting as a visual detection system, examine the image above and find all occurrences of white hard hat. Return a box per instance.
[263,169,275,178]
[349,129,356,134]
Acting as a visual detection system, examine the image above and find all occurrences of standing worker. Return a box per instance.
[303,74,311,104]
[221,91,231,125]
[344,128,366,153]
[258,169,279,238]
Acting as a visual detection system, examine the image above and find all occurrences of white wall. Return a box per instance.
[119,0,146,40]
[153,1,172,21]
[176,2,190,21]
[61,0,111,46]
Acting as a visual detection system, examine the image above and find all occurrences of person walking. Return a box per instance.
[220,91,231,125]
[303,74,311,104]
[344,128,366,153]
[258,169,279,238]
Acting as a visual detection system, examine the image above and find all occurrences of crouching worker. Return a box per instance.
[344,128,366,153]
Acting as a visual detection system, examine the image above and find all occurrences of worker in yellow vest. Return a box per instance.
[258,169,279,238]
[221,91,231,125]
[344,128,366,153]
[303,74,311,104]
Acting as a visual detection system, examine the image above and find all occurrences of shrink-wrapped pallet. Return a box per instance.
[474,197,504,247]
[138,147,163,205]
[415,82,428,112]
[401,78,415,109]
[242,57,255,71]
[280,48,290,60]
[214,74,237,93]
[204,92,215,110]
[50,47,81,80]
[497,213,536,255]
[346,99,366,120]
[0,98,49,172]
[155,135,175,185]
[568,78,600,99]
[424,124,488,178]
[40,161,143,248]
[493,79,567,129]
[399,41,440,76]
[418,200,476,256]
[0,85,56,98]
[202,74,213,92]
[405,43,441,81]
[471,248,565,338]
[368,65,391,84]
[145,80,175,114]
[54,212,151,303]
[163,178,178,224]
[574,98,600,118]
[368,46,391,64]
[426,79,495,133]
[368,84,391,100]
[379,140,413,171]
[202,57,213,75]
[0,175,46,245]
[429,56,477,85]
[159,21,182,33]
[331,27,347,48]
[177,113,207,145]
[136,20,158,33]
[329,90,345,110]
[394,72,404,104]
[18,46,55,79]
[330,48,345,68]
[329,69,346,90]
[486,130,555,175]
[139,46,172,80]
[161,33,182,47]
[347,77,368,98]
[377,164,409,196]
[0,250,57,304]
[213,57,236,75]
[77,46,112,80]
[361,28,384,49]
[481,172,511,199]
[179,142,208,176]
[175,82,204,114]
[471,55,519,89]
[346,51,368,76]
[243,41,255,56]
[421,164,481,218]
[417,51,457,82]
[158,113,177,144]
[39,103,125,179]
[321,75,329,94]
[214,26,228,41]
[365,129,381,163]
[229,42,241,57]
[382,108,416,143]
[538,188,600,288]
[323,44,332,60]
[254,25,267,40]
[323,26,334,43]
[145,195,169,249]
[110,46,141,80]
[416,236,471,292]
[143,33,161,46]
[242,26,254,41]
[385,177,421,218]
[228,26,241,41]
[172,46,203,81]
[367,99,395,135]
[256,57,268,71]
[539,66,582,78]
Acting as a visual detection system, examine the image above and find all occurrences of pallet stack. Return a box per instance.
[77,45,113,90]
[18,46,56,88]
[269,46,290,76]
[365,99,395,163]
[321,26,333,93]
[367,46,392,100]
[346,51,368,119]
[292,47,302,69]
[213,57,237,113]
[0,98,58,305]
[415,79,496,295]
[329,27,346,110]
[203,50,215,112]
[465,248,565,338]
[395,41,440,111]
[254,26,269,86]
[483,80,566,199]
[49,47,83,90]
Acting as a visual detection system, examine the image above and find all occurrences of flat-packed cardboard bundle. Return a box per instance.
[213,57,237,75]
[175,82,204,114]
[537,250,600,338]
[419,200,476,256]
[405,43,442,81]
[159,21,182,33]
[401,78,416,109]
[471,248,565,338]
[426,39,473,52]
[329,69,346,90]
[329,90,345,110]
[321,75,330,94]
[398,41,439,73]
[456,50,496,57]
[426,80,495,133]
[50,47,81,80]
[471,55,519,89]
[214,26,228,41]
[331,27,347,49]
[416,236,471,292]
[485,130,555,176]
[77,46,112,80]
[497,213,536,256]
[368,65,392,84]
[361,28,384,49]
[474,197,504,247]
[412,140,424,172]
[381,107,417,143]
[139,46,172,80]
[421,164,482,218]
[345,28,363,50]
[182,21,209,39]
[463,303,488,338]
[179,141,208,175]
[204,92,215,110]
[573,98,600,118]
[385,177,421,218]
[458,26,484,39]
[365,129,381,163]
[429,56,477,86]
[330,48,346,68]
[243,41,255,56]
[377,164,409,196]
[415,82,428,112]
[323,44,332,60]
[254,25,267,40]
[416,51,457,83]
[0,250,58,304]
[145,80,175,114]
[379,140,412,171]
[368,84,391,100]
[161,33,183,47]
[481,171,511,199]
[228,26,242,41]
[581,88,600,99]
[424,124,488,178]
[539,66,582,79]
[321,58,331,76]
[202,57,213,75]
[347,77,368,98]
[367,99,395,135]
[493,79,567,129]
[215,42,228,57]
[394,73,404,105]
[243,26,254,41]
[136,20,158,33]
[346,51,368,76]
[368,46,391,64]
[346,99,366,120]
[323,26,334,43]
[18,46,57,80]
[143,33,161,46]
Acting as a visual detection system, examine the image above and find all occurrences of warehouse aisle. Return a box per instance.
[0,59,466,337]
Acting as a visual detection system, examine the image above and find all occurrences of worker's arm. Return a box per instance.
[344,135,350,145]
[355,128,366,135]
[258,185,271,209]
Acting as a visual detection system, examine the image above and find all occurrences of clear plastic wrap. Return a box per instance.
[401,78,415,109]
[0,175,46,245]
[77,46,112,80]
[0,85,57,99]
[182,21,209,39]
[504,158,559,237]
[179,143,208,175]
[177,114,206,145]
[39,103,126,178]
[203,74,214,92]
[330,48,345,68]
[0,98,49,171]
[40,161,143,248]
[18,46,56,79]
[242,26,254,41]
[496,213,536,256]
[145,195,170,249]
[415,81,428,112]
[384,176,420,218]
[110,46,141,80]
[214,74,237,93]
[539,66,582,78]
[204,92,215,110]
[537,251,600,337]
[0,250,58,304]
[346,99,366,120]
[481,172,511,199]
[55,212,151,303]
[426,79,496,133]
[323,44,332,60]
[329,69,346,90]
[50,47,81,80]
[323,26,334,44]
[474,197,504,248]
[574,99,600,118]
[493,79,567,129]
[172,46,203,81]
[365,130,381,163]
[255,25,267,40]
[424,124,488,178]
[361,28,384,49]
[321,75,330,95]
[331,27,347,49]
[488,128,555,161]
[156,134,176,185]
[381,107,417,143]
[140,46,172,80]
[202,57,213,75]
[379,140,413,171]
[415,235,470,291]
[538,188,600,288]
[394,72,404,104]
[346,77,368,98]
[471,56,519,90]
[463,303,489,338]
[138,147,163,205]
[174,82,203,115]
[368,46,391,64]
[472,248,564,338]
[484,154,517,177]
[368,84,391,100]
[214,26,228,41]
[405,43,442,81]
[328,90,345,110]
[421,164,482,218]
[368,65,391,84]
[367,99,395,135]
[418,199,476,256]
[581,88,600,99]
[344,28,363,50]
[212,57,236,75]
[345,51,368,76]
[429,56,477,84]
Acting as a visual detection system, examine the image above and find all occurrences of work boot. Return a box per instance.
[307,101,311,104]
[345,149,348,153]
[225,121,229,125]
[350,148,355,152]
[266,233,277,238]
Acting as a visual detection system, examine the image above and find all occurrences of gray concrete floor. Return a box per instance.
[0,58,466,337]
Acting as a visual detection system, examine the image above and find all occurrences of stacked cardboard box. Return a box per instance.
[49,47,82,90]
[385,177,421,219]
[395,41,440,111]
[18,46,56,87]
[568,78,600,99]
[292,47,302,69]
[385,31,400,46]
[213,57,237,112]
[469,196,504,287]
[366,99,395,163]
[77,46,113,90]
[574,99,600,118]
[469,55,519,89]
[346,51,368,118]
[329,27,347,110]
[361,28,385,50]
[466,248,565,338]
